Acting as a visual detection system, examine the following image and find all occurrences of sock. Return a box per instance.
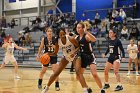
[136,71,138,74]
[55,82,59,87]
[38,79,42,85]
[128,71,130,73]
[105,82,109,84]
[83,87,88,92]
[117,82,121,86]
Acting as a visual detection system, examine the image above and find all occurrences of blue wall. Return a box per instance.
[117,0,140,18]
[117,0,135,7]
[76,0,113,21]
[137,0,140,17]
[57,0,72,13]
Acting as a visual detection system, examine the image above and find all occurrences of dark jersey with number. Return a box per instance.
[77,34,92,54]
[44,37,57,55]
[105,38,125,58]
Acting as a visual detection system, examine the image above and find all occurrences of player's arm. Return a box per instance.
[118,40,125,58]
[135,45,138,53]
[37,38,44,56]
[127,45,130,54]
[85,31,96,42]
[2,43,8,49]
[102,46,109,58]
[69,37,80,54]
[14,43,27,50]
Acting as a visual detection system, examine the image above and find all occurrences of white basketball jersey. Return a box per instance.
[127,44,138,59]
[58,35,76,62]
[5,43,14,56]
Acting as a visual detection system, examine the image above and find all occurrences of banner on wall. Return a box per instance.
[19,0,26,1]
[9,0,16,3]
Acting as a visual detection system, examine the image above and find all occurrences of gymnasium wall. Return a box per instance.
[117,0,140,18]
[117,0,135,7]
[137,0,140,17]
[0,0,2,17]
[57,0,72,13]
[4,0,53,10]
[76,0,113,21]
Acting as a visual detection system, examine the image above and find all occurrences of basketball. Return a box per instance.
[39,53,50,65]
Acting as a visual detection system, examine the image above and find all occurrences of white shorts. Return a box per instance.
[129,55,137,60]
[3,55,16,64]
[64,54,78,62]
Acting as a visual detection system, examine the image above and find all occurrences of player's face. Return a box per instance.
[109,30,116,38]
[46,28,52,37]
[76,24,84,34]
[130,40,134,45]
[138,41,140,45]
[8,38,13,43]
[59,30,66,39]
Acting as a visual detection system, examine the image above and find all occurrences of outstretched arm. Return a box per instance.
[14,43,27,51]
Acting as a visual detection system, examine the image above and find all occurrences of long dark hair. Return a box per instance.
[55,28,66,42]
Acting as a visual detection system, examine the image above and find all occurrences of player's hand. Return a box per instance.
[23,48,28,51]
[102,53,106,58]
[36,55,40,61]
[121,58,125,62]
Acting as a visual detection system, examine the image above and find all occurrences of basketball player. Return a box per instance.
[76,22,105,93]
[36,28,60,90]
[41,28,92,93]
[127,39,139,76]
[0,37,27,79]
[102,29,125,91]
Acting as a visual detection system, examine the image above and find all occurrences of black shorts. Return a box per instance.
[43,56,57,67]
[138,53,140,59]
[81,53,96,68]
[108,55,121,64]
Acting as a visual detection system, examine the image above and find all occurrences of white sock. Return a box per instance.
[83,87,88,92]
[128,71,130,73]
[117,82,121,86]
[105,82,109,84]
[136,71,138,74]
[45,85,49,89]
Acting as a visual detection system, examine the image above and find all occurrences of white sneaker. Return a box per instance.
[41,86,49,93]
[127,72,130,76]
[136,73,139,76]
[14,75,21,79]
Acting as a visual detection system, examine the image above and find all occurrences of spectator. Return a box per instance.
[10,18,16,28]
[91,24,99,37]
[100,21,107,37]
[25,32,32,47]
[115,14,123,23]
[0,36,3,46]
[95,12,101,24]
[129,24,139,40]
[18,33,25,46]
[107,9,112,22]
[120,25,128,40]
[112,10,118,20]
[119,9,126,19]
[1,31,6,38]
[110,19,117,29]
[1,16,7,28]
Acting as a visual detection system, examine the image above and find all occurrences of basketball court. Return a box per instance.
[0,67,140,93]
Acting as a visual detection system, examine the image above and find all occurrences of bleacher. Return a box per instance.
[0,31,134,70]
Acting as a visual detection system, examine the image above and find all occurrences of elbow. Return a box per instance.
[92,38,96,42]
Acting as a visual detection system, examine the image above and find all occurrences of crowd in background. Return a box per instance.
[0,7,140,47]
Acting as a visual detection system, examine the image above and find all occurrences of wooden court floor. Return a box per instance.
[0,68,140,93]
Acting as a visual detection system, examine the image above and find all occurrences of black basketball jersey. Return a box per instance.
[105,38,125,58]
[44,37,57,54]
[77,34,92,54]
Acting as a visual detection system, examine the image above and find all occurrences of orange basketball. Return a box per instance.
[40,53,50,65]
